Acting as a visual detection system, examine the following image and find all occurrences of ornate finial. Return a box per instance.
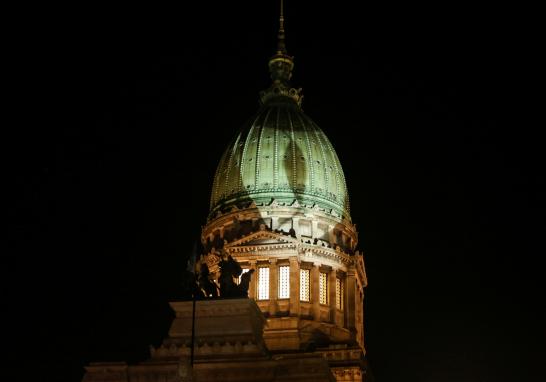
[259,0,303,107]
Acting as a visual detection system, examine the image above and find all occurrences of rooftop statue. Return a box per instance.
[182,254,254,300]
[238,268,255,297]
[218,254,255,298]
[198,263,219,298]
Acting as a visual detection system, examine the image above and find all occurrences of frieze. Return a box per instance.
[225,230,299,248]
[171,305,257,319]
[150,340,262,359]
[331,368,363,379]
[207,191,348,224]
[228,244,298,254]
[299,245,353,266]
[319,348,363,361]
[203,204,356,243]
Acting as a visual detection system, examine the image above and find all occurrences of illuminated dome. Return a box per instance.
[209,27,350,223]
[209,97,350,221]
[200,5,367,364]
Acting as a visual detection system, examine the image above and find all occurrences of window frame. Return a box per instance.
[299,268,311,302]
[319,271,328,305]
[278,265,290,299]
[335,277,344,310]
[257,266,270,300]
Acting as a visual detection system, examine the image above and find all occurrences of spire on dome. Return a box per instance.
[277,0,287,55]
[260,0,303,107]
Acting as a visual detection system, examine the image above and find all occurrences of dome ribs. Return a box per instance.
[308,114,330,199]
[224,133,242,200]
[254,107,273,189]
[287,107,297,189]
[238,112,260,194]
[316,120,343,208]
[209,103,350,221]
[211,145,230,209]
[273,107,280,189]
[294,110,315,192]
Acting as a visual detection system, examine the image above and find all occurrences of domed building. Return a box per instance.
[199,9,368,381]
[82,4,369,382]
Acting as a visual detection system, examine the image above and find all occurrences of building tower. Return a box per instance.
[82,3,369,381]
[199,3,368,380]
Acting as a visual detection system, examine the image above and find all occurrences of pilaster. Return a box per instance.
[269,258,278,316]
[328,268,337,323]
[311,263,320,321]
[289,256,300,315]
[248,260,257,300]
[346,266,357,338]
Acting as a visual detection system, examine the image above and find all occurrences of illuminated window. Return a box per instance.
[319,272,328,305]
[336,277,344,310]
[258,267,270,300]
[278,266,290,299]
[236,268,250,285]
[300,269,310,302]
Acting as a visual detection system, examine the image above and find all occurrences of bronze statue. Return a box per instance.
[184,254,254,299]
[238,269,255,297]
[218,255,242,298]
[217,254,256,298]
[197,263,219,298]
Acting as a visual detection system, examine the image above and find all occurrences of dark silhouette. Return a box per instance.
[218,255,243,297]
[181,255,255,300]
[288,227,296,238]
[238,269,255,297]
[198,263,219,298]
[180,269,199,300]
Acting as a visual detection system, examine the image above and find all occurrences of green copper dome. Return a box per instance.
[209,14,350,222]
[210,97,350,221]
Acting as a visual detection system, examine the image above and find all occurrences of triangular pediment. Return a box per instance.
[226,230,298,248]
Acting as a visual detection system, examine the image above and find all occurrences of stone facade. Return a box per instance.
[196,17,370,377]
[199,205,368,381]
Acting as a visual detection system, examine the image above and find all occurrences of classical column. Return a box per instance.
[248,260,257,300]
[312,221,318,240]
[311,263,320,321]
[292,218,300,239]
[346,266,357,338]
[355,284,364,349]
[289,256,300,316]
[271,217,279,231]
[329,268,337,323]
[269,258,278,316]
[328,225,336,246]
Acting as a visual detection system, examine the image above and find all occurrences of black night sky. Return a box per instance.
[8,2,544,382]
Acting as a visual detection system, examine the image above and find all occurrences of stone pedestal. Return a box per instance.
[83,298,336,382]
[167,298,267,357]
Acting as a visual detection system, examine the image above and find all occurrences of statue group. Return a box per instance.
[189,254,254,299]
